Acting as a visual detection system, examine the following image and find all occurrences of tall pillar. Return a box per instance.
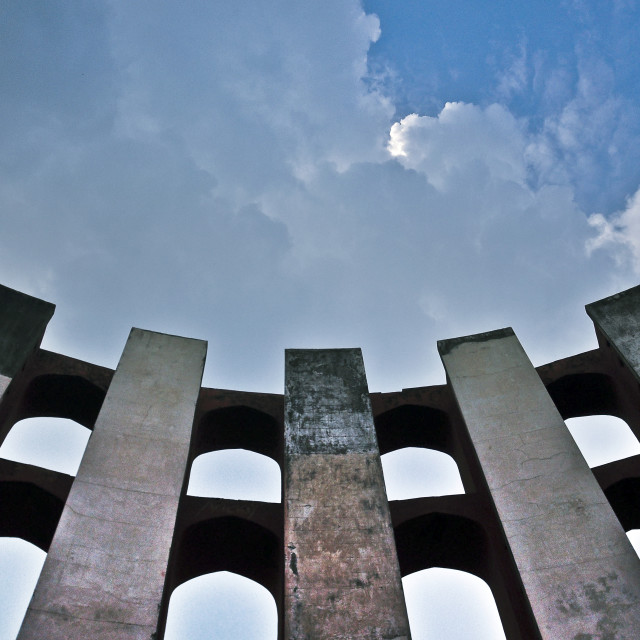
[439,329,640,639]
[587,284,640,380]
[284,349,410,639]
[0,285,54,400]
[18,328,207,640]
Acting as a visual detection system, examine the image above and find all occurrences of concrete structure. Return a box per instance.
[0,282,639,639]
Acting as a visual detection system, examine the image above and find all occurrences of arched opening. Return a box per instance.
[628,530,640,558]
[381,447,464,500]
[565,415,640,468]
[172,516,280,601]
[18,374,106,428]
[0,537,46,640]
[187,449,281,502]
[403,568,506,640]
[374,405,455,456]
[394,512,490,580]
[193,406,281,462]
[604,478,640,532]
[546,373,618,418]
[164,571,277,640]
[0,417,91,476]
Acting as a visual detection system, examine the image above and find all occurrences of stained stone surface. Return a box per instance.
[284,349,410,640]
[439,329,640,640]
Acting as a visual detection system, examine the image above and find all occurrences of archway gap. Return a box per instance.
[171,516,281,602]
[604,478,640,532]
[374,404,456,457]
[403,567,507,640]
[18,374,106,428]
[546,373,619,420]
[192,406,281,466]
[0,417,91,476]
[0,537,46,640]
[565,415,640,468]
[187,448,281,502]
[627,530,640,558]
[0,481,66,551]
[394,512,491,582]
[163,570,277,640]
[381,447,464,500]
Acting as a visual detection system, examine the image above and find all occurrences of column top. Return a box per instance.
[437,327,514,357]
[0,284,55,378]
[586,283,640,381]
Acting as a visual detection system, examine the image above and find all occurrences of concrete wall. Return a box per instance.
[439,328,640,639]
[17,329,206,640]
[1,282,640,639]
[284,349,410,639]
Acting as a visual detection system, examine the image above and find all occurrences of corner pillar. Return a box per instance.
[439,328,640,639]
[18,328,207,640]
[0,285,54,401]
[586,284,640,381]
[284,348,410,639]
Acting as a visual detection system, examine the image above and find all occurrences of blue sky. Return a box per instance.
[2,1,640,638]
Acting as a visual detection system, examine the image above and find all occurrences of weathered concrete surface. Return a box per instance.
[18,329,206,640]
[439,329,640,640]
[0,285,54,401]
[587,284,640,382]
[284,349,410,640]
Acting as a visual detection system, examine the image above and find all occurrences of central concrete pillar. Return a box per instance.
[439,328,640,639]
[18,328,207,640]
[284,348,410,639]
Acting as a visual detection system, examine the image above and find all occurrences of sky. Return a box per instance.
[2,0,640,638]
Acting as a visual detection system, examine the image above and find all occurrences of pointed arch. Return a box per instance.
[403,567,507,640]
[187,448,281,502]
[164,571,277,640]
[381,447,464,500]
[0,417,90,475]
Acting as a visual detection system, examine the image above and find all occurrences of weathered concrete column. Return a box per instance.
[18,328,207,640]
[439,329,640,639]
[587,284,640,381]
[0,285,54,401]
[284,349,410,639]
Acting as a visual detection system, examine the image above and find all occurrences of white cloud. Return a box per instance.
[588,187,640,273]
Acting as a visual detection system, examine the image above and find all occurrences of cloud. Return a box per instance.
[588,187,640,273]
[1,0,638,396]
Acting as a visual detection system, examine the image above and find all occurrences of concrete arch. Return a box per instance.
[546,372,619,419]
[164,570,277,640]
[192,406,281,463]
[374,404,455,456]
[187,448,281,502]
[17,374,106,428]
[394,511,491,582]
[0,481,65,551]
[381,447,464,500]
[171,516,281,602]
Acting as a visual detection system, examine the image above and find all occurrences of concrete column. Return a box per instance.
[284,349,410,640]
[439,329,640,639]
[587,284,640,381]
[0,285,54,401]
[18,328,207,640]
